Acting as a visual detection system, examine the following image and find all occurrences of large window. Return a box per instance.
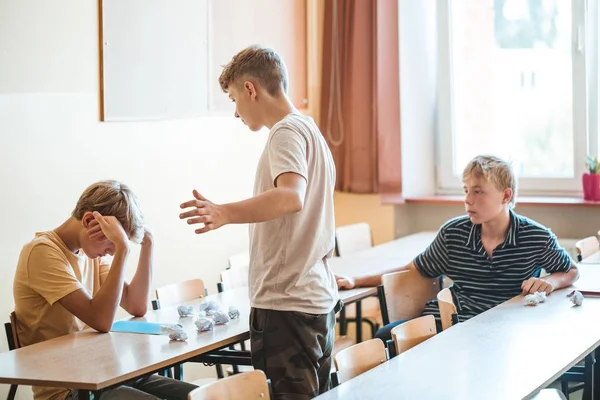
[436,0,598,195]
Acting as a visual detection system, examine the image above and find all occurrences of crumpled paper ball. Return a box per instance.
[195,317,214,332]
[212,310,231,325]
[199,299,220,315]
[161,324,188,341]
[524,291,547,306]
[569,290,584,306]
[177,305,194,317]
[228,306,240,319]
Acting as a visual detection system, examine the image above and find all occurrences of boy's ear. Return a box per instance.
[244,80,257,99]
[81,211,94,228]
[503,188,513,205]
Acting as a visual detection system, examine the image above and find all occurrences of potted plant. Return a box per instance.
[583,156,600,201]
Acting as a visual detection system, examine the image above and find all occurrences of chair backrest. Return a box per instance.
[333,338,386,383]
[187,370,271,400]
[437,288,458,331]
[381,270,439,323]
[575,236,600,261]
[5,312,21,350]
[335,223,373,256]
[219,265,249,292]
[228,252,250,269]
[391,315,437,355]
[155,279,206,309]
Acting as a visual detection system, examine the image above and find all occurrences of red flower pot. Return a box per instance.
[583,173,600,201]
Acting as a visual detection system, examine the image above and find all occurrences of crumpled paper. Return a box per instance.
[177,305,194,317]
[568,290,584,306]
[524,291,547,306]
[212,310,231,325]
[195,317,214,332]
[199,299,220,315]
[228,306,240,319]
[160,324,188,341]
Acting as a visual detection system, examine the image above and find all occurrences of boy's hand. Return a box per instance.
[521,277,555,295]
[336,274,356,290]
[92,212,129,250]
[179,190,227,234]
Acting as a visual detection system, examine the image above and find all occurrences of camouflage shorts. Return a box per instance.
[250,300,343,400]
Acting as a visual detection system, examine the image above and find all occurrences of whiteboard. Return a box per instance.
[101,0,209,121]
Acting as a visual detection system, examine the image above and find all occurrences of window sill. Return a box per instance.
[382,195,600,207]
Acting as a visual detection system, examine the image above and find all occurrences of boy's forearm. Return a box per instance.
[354,263,417,287]
[546,265,580,291]
[122,241,153,316]
[90,247,129,330]
[222,188,303,224]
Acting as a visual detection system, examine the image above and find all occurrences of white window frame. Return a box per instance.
[435,0,596,196]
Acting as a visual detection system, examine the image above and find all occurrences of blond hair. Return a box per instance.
[218,45,288,96]
[462,155,517,208]
[72,180,145,243]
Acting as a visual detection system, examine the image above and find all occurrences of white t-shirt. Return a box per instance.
[249,113,339,314]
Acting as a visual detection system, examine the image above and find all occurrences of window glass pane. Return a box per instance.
[450,0,573,178]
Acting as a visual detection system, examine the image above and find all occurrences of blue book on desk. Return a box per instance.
[111,320,164,335]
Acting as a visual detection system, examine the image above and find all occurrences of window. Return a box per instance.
[436,0,598,195]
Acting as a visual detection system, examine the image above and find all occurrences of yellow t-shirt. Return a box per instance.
[13,231,109,400]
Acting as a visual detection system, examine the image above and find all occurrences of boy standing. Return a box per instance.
[179,46,340,399]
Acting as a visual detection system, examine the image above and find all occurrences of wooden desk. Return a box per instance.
[316,266,600,400]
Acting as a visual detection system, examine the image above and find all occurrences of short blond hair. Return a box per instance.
[462,155,517,208]
[218,45,288,96]
[72,180,145,243]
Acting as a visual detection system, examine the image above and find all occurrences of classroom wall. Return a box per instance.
[333,192,395,245]
[0,1,269,396]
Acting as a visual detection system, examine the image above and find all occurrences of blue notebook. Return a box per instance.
[111,320,164,335]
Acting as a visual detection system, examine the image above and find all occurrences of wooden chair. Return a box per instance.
[335,223,373,256]
[4,312,21,400]
[333,338,386,385]
[228,252,250,269]
[437,288,458,331]
[335,222,381,339]
[152,279,209,381]
[187,370,271,400]
[378,269,440,325]
[390,315,437,355]
[154,279,207,309]
[217,265,249,293]
[575,236,600,262]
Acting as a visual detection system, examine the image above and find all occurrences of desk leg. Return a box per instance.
[355,300,363,343]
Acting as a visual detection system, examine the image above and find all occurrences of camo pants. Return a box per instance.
[250,300,343,400]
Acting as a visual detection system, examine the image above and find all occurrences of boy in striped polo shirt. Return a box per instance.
[336,155,580,340]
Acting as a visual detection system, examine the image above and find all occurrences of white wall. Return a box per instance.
[0,1,267,397]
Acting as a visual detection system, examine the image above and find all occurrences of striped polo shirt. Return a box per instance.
[414,210,573,322]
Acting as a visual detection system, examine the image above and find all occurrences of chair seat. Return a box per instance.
[531,389,567,400]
